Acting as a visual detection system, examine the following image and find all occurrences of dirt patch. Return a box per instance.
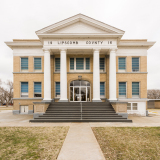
[0,127,69,160]
[92,127,160,160]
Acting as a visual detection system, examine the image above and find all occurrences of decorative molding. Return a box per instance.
[13,53,44,56]
[13,72,44,74]
[116,72,148,74]
[13,98,43,100]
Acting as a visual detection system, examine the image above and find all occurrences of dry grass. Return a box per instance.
[92,127,160,160]
[0,127,69,160]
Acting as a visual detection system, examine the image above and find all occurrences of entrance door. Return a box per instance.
[21,106,28,114]
[81,87,86,101]
[74,87,80,101]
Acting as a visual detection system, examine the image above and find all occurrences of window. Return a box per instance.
[55,82,60,98]
[132,82,139,98]
[127,103,138,110]
[100,58,105,72]
[21,82,28,97]
[118,57,126,71]
[100,82,105,98]
[21,58,28,71]
[70,58,90,71]
[119,82,126,98]
[127,103,131,110]
[34,82,42,97]
[132,58,139,72]
[70,58,74,70]
[34,58,41,71]
[55,58,60,72]
[76,58,84,70]
[86,58,90,70]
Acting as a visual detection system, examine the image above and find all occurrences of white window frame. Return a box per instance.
[100,57,105,72]
[118,82,127,98]
[132,57,140,72]
[132,82,140,98]
[127,103,138,111]
[118,57,126,72]
[20,57,29,72]
[34,57,42,72]
[20,82,29,98]
[69,57,91,72]
[33,82,42,98]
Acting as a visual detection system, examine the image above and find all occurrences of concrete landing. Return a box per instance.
[57,123,105,160]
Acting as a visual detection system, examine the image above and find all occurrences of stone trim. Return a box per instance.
[13,72,44,74]
[116,72,148,74]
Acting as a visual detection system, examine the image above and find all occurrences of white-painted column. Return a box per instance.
[59,49,68,102]
[43,49,51,101]
[109,49,117,100]
[92,48,101,102]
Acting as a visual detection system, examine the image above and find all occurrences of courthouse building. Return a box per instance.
[5,14,155,118]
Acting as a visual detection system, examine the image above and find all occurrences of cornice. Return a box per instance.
[5,41,42,49]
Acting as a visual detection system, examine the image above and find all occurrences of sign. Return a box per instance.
[44,39,116,46]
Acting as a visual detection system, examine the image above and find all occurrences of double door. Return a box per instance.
[71,86,90,102]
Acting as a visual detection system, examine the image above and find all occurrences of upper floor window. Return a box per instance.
[118,57,126,72]
[100,58,105,72]
[34,58,41,71]
[34,82,42,97]
[21,58,28,71]
[55,82,60,98]
[76,58,84,70]
[119,82,126,98]
[69,58,90,72]
[132,82,139,98]
[100,82,105,98]
[55,58,60,72]
[21,82,28,97]
[132,57,139,72]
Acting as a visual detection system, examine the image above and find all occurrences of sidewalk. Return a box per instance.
[57,123,105,160]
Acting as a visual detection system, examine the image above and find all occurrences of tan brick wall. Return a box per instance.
[13,54,147,102]
[116,56,147,72]
[13,99,42,110]
[13,74,44,98]
[111,102,127,113]
[116,73,147,98]
[155,101,160,109]
[13,56,44,72]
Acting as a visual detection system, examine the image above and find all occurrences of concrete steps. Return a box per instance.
[30,102,132,123]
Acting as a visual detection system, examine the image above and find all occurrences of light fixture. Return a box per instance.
[78,76,82,81]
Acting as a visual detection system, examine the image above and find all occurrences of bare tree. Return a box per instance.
[0,79,13,107]
[147,89,160,99]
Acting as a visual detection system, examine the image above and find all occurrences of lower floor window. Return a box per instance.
[34,82,42,97]
[127,103,138,110]
[100,82,105,98]
[132,82,139,98]
[55,82,60,98]
[119,82,126,98]
[21,82,28,97]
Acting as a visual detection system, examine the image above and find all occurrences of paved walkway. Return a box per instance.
[57,123,105,160]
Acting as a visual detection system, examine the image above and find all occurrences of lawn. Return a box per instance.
[92,127,160,160]
[0,127,69,160]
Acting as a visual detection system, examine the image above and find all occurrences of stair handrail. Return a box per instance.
[80,102,82,120]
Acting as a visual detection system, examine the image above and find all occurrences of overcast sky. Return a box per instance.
[0,0,160,89]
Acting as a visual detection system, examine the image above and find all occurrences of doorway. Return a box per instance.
[70,80,90,102]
